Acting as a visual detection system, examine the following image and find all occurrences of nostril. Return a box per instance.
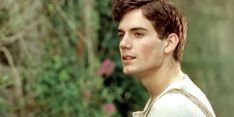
[120,44,126,49]
[120,44,131,50]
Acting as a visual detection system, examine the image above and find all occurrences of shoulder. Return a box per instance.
[147,93,206,117]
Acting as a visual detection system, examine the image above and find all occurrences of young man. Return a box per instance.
[112,0,216,116]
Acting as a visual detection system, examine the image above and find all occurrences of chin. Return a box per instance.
[123,68,138,76]
[123,68,132,74]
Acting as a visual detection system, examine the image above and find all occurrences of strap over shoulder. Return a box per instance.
[160,88,214,117]
[133,88,214,117]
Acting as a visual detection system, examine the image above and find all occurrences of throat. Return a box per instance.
[140,68,184,99]
[144,76,170,99]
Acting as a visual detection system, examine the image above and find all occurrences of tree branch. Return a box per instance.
[0,20,39,46]
[0,46,24,117]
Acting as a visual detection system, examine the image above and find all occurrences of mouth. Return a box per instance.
[122,55,136,63]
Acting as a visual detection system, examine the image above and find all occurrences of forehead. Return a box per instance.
[118,9,155,31]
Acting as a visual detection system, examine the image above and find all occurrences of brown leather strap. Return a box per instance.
[166,88,214,117]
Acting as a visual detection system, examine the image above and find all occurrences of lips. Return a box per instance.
[122,56,136,60]
[122,55,136,63]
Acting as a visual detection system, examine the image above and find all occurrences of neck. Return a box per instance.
[138,59,184,99]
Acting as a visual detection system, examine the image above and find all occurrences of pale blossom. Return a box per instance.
[97,59,115,77]
[102,103,116,114]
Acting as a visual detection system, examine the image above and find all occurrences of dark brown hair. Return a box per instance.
[112,0,187,62]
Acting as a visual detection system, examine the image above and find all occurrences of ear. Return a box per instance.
[164,33,179,54]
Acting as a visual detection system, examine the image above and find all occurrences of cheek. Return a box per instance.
[140,43,161,60]
[141,46,153,59]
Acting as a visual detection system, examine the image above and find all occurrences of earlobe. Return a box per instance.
[164,33,179,54]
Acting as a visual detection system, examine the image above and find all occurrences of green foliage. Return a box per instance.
[1,0,234,117]
[13,0,146,116]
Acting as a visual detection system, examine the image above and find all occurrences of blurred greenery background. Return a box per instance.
[0,0,233,117]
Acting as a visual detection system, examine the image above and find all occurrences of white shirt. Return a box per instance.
[132,74,216,117]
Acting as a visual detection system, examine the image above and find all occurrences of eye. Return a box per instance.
[118,33,124,40]
[134,32,144,38]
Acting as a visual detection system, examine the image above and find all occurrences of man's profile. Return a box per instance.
[112,0,216,116]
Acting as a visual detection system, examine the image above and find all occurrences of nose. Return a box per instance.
[119,34,132,50]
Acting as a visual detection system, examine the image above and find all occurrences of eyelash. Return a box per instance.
[118,34,124,40]
[118,32,144,40]
[134,32,144,38]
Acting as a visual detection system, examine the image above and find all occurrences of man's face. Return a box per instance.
[118,9,166,77]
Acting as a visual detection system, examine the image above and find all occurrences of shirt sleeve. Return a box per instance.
[147,93,206,117]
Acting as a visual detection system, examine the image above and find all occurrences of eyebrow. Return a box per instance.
[118,27,148,33]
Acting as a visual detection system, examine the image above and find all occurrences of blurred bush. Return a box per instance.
[0,0,146,117]
[0,0,234,117]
